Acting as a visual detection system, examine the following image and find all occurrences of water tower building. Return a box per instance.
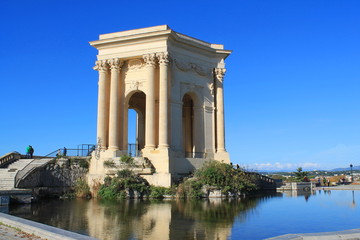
[88,25,231,187]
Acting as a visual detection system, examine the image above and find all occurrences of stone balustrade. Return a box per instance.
[0,152,22,168]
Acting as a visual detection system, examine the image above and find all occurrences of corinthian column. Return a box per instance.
[94,60,110,150]
[215,68,226,152]
[157,52,170,148]
[108,58,122,150]
[143,53,156,149]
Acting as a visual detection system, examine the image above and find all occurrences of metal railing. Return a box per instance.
[76,144,96,157]
[56,147,95,158]
[14,146,95,188]
[127,144,142,157]
[14,149,59,188]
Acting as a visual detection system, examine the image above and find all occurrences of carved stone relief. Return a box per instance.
[174,59,211,77]
[128,59,144,70]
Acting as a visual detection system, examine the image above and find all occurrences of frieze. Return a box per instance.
[174,59,210,77]
[127,59,144,70]
[126,80,144,91]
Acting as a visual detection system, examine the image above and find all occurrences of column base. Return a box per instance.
[144,145,155,150]
[142,147,170,173]
[158,144,169,149]
[214,151,230,164]
[108,146,119,151]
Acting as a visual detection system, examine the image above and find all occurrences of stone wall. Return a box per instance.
[17,158,89,196]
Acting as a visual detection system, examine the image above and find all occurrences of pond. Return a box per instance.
[5,190,360,240]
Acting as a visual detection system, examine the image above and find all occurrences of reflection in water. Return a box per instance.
[282,190,314,201]
[9,193,279,240]
[352,191,356,207]
[7,191,360,239]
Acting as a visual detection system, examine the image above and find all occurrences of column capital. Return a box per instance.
[143,53,157,67]
[214,68,226,83]
[108,58,122,71]
[93,60,109,72]
[156,52,170,65]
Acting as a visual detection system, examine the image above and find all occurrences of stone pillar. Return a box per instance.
[94,60,110,150]
[157,52,170,148]
[122,103,128,152]
[193,106,204,155]
[108,58,122,150]
[143,54,156,149]
[215,68,226,152]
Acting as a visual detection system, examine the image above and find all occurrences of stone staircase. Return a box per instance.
[0,159,33,190]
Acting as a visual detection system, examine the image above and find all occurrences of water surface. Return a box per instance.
[7,190,360,240]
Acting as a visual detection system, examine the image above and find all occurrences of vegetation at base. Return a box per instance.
[96,161,258,200]
[74,178,91,198]
[178,161,257,198]
[149,186,176,198]
[120,155,134,165]
[98,170,149,200]
[103,159,116,167]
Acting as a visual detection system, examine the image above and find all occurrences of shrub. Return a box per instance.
[149,186,175,198]
[74,178,91,198]
[178,161,257,198]
[120,155,134,165]
[103,160,115,167]
[186,180,204,198]
[117,169,133,178]
[97,170,149,200]
[78,158,90,169]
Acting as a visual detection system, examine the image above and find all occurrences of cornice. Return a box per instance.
[90,26,232,59]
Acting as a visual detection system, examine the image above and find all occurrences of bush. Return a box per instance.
[74,178,91,198]
[149,186,175,198]
[120,155,134,165]
[97,170,149,200]
[78,158,90,169]
[103,160,115,167]
[178,161,257,198]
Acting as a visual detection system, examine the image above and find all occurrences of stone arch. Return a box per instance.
[124,90,146,154]
[182,91,204,157]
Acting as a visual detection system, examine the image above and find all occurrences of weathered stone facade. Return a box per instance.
[17,158,89,196]
[89,25,232,187]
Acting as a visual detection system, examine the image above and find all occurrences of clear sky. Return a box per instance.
[1,0,359,171]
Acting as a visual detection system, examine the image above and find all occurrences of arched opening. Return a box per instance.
[127,91,146,156]
[182,94,194,157]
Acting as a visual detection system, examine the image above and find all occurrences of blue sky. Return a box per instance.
[1,0,359,171]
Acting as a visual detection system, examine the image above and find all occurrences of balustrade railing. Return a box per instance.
[0,152,22,168]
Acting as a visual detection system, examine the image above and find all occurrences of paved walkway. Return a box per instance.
[0,212,98,240]
[316,184,360,191]
[0,223,44,240]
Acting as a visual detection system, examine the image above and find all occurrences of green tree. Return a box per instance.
[294,167,309,182]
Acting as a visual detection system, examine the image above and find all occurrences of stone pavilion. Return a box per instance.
[88,25,232,187]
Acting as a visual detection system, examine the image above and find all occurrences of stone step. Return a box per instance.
[8,159,33,169]
[0,158,53,190]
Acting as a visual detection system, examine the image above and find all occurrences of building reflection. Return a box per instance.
[84,194,278,240]
[9,193,279,240]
